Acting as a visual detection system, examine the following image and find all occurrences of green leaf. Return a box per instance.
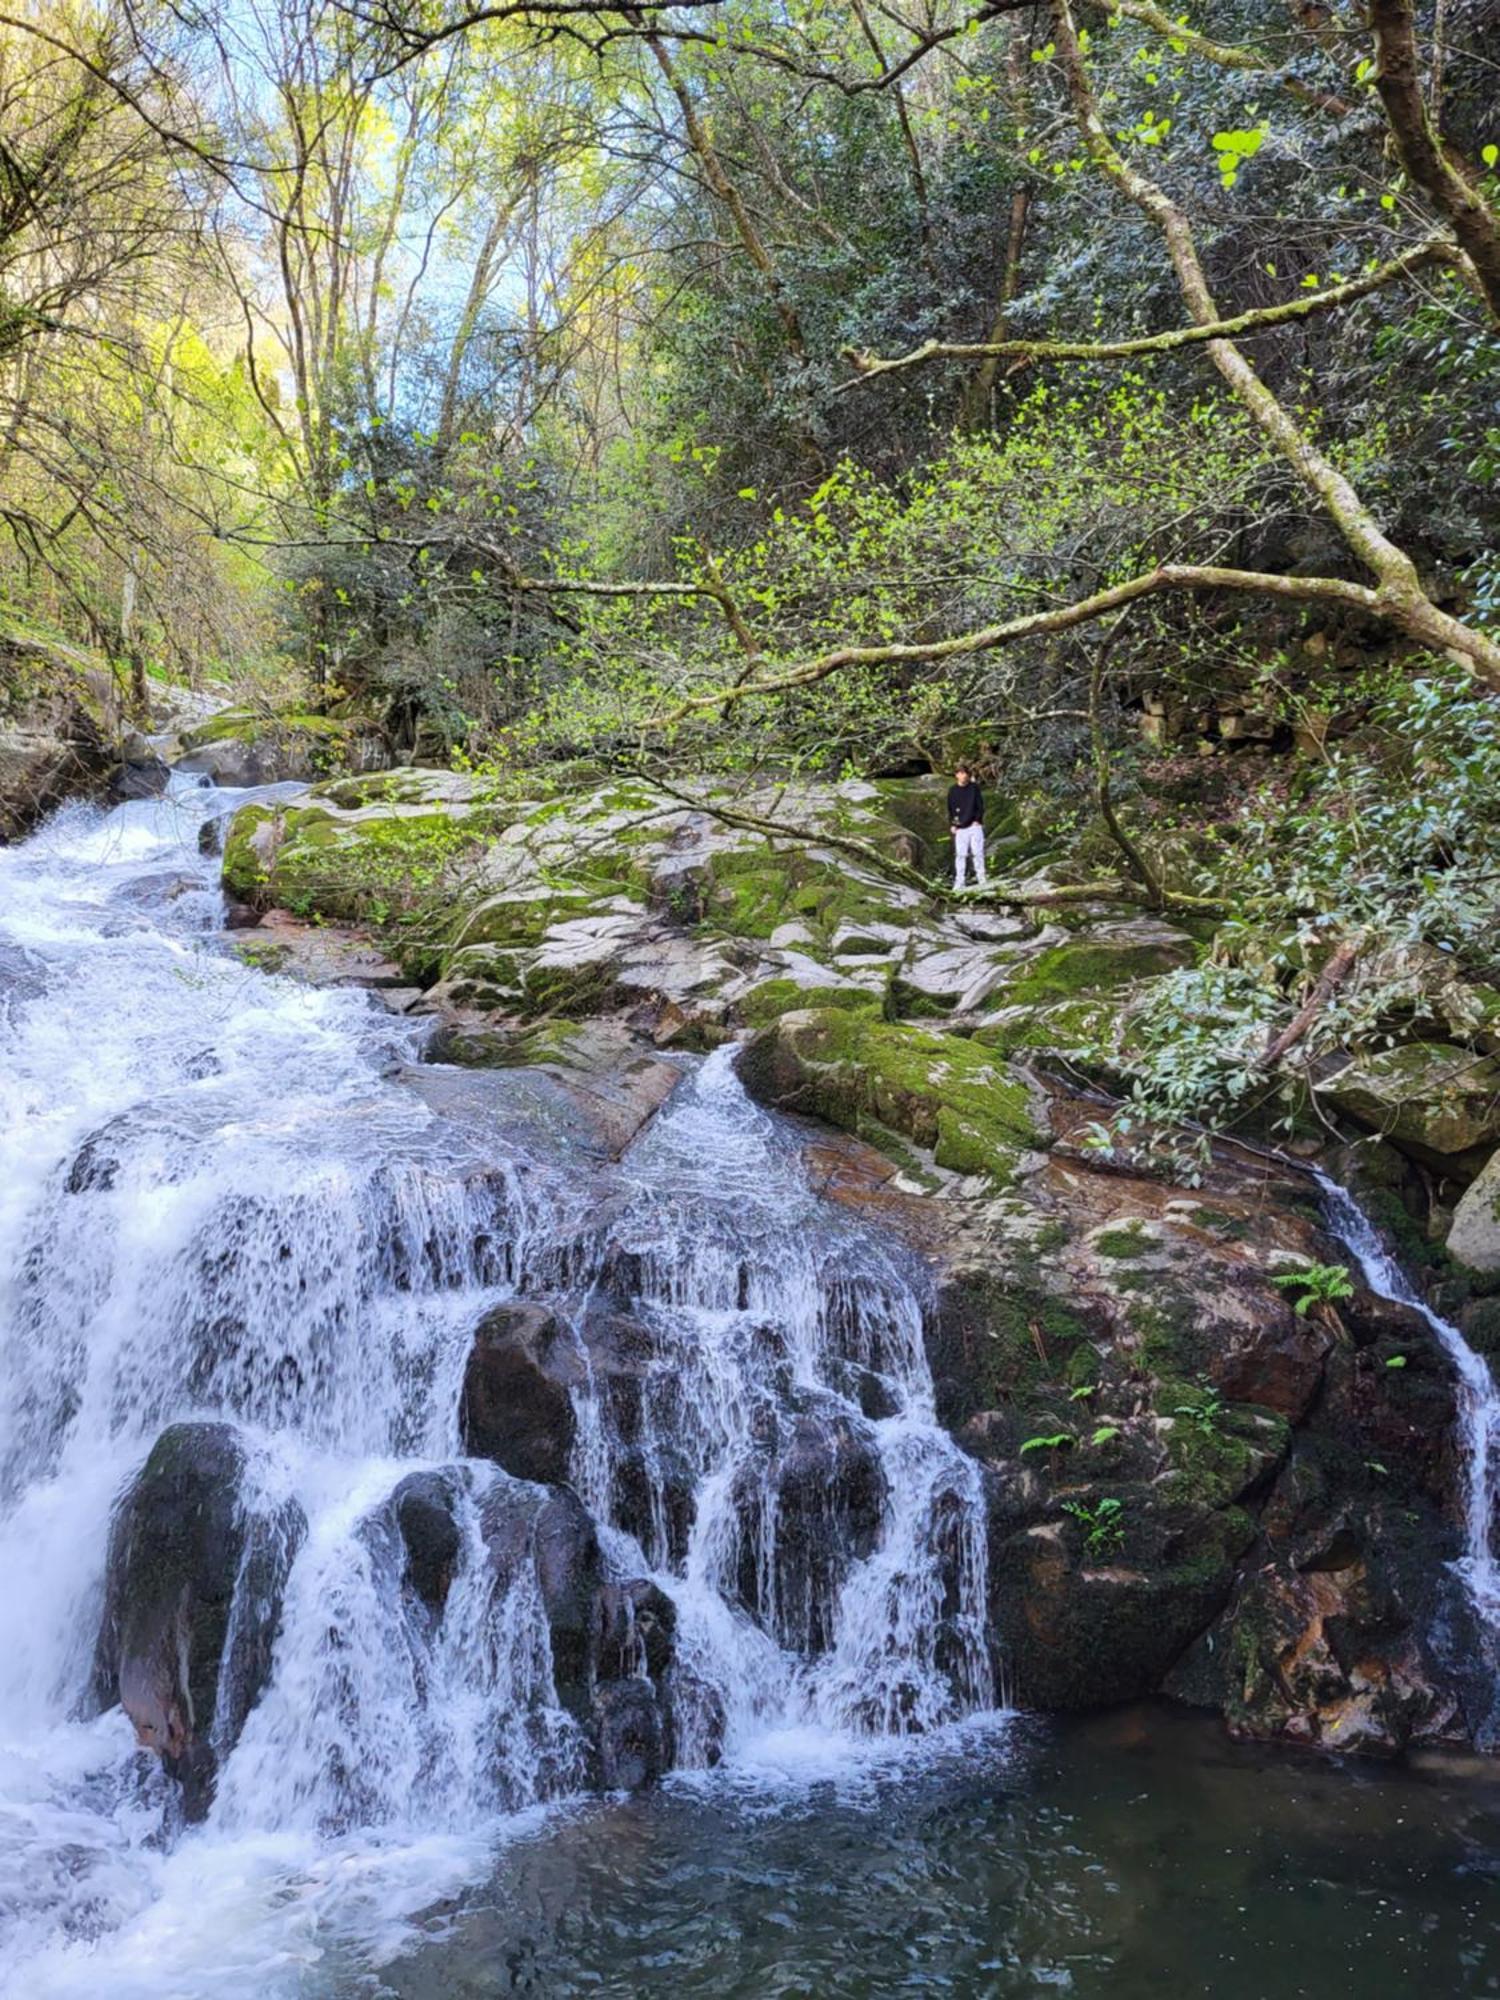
[1385,1354,1408,1369]
[1020,1431,1074,1454]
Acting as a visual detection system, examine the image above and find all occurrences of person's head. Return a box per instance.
[955,764,970,783]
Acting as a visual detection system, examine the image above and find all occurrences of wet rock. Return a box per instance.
[425,1019,683,1157]
[990,1504,1247,1712]
[609,1443,696,1570]
[477,1478,603,1719]
[92,1422,304,1819]
[595,1676,667,1790]
[595,1578,677,1683]
[460,1303,583,1486]
[731,1406,886,1655]
[198,815,225,856]
[109,756,170,802]
[390,1470,463,1617]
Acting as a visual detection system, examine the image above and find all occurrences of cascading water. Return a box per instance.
[0,780,998,1996]
[1318,1172,1500,1629]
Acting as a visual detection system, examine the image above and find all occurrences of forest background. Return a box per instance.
[2,0,1499,1138]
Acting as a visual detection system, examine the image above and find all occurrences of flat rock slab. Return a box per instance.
[409,1019,684,1160]
[225,913,410,989]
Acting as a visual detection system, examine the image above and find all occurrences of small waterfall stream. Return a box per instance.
[1318,1173,1500,1627]
[0,782,995,1996]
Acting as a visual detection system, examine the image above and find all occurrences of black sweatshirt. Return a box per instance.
[948,781,984,830]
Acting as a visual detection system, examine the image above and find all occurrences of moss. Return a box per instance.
[1034,1219,1071,1256]
[221,803,280,903]
[521,957,623,1019]
[971,998,1118,1055]
[1161,1409,1286,1512]
[184,707,348,748]
[930,1273,1092,1425]
[1094,1222,1155,1261]
[1458,1296,1500,1361]
[736,979,881,1029]
[1127,1291,1209,1385]
[1188,1205,1254,1242]
[706,858,796,939]
[1000,937,1196,1009]
[269,808,477,927]
[739,1008,1042,1185]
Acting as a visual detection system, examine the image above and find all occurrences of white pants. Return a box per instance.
[953,823,986,889]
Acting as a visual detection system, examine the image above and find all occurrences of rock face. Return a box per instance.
[0,639,120,838]
[92,1423,305,1818]
[738,1006,1044,1187]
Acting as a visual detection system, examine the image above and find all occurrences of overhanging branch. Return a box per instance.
[839,232,1456,389]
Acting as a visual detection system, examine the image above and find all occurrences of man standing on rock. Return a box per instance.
[948,763,986,892]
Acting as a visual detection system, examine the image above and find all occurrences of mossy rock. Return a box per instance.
[1316,1042,1500,1162]
[997,936,1196,1009]
[735,979,883,1029]
[929,1272,1093,1432]
[736,1007,1043,1184]
[971,997,1119,1057]
[183,707,348,749]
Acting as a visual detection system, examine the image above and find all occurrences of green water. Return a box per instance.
[362,1706,1500,1999]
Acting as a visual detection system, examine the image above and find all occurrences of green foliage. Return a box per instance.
[1269,1264,1355,1317]
[531,374,1272,772]
[1061,1495,1126,1556]
[1172,1387,1227,1437]
[1098,664,1500,1131]
[1020,1431,1075,1456]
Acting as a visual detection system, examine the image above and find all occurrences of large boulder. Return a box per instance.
[737,1008,1043,1187]
[177,708,387,787]
[426,1018,683,1156]
[1448,1148,1500,1272]
[91,1423,304,1818]
[1315,1043,1500,1165]
[460,1303,584,1486]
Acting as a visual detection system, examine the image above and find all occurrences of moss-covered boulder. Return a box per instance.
[737,1007,1044,1184]
[1316,1042,1500,1164]
[178,707,388,786]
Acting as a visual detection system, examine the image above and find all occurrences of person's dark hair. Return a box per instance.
[955,763,970,779]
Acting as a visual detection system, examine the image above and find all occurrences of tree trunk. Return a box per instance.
[1369,0,1500,324]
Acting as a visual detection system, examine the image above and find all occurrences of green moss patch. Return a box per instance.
[737,1007,1042,1184]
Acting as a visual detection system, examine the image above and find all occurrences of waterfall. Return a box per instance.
[0,782,998,1995]
[1318,1172,1500,1628]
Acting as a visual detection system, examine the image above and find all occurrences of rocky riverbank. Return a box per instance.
[203,765,1500,1760]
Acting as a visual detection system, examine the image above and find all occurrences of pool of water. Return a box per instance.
[347,1705,1500,2000]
